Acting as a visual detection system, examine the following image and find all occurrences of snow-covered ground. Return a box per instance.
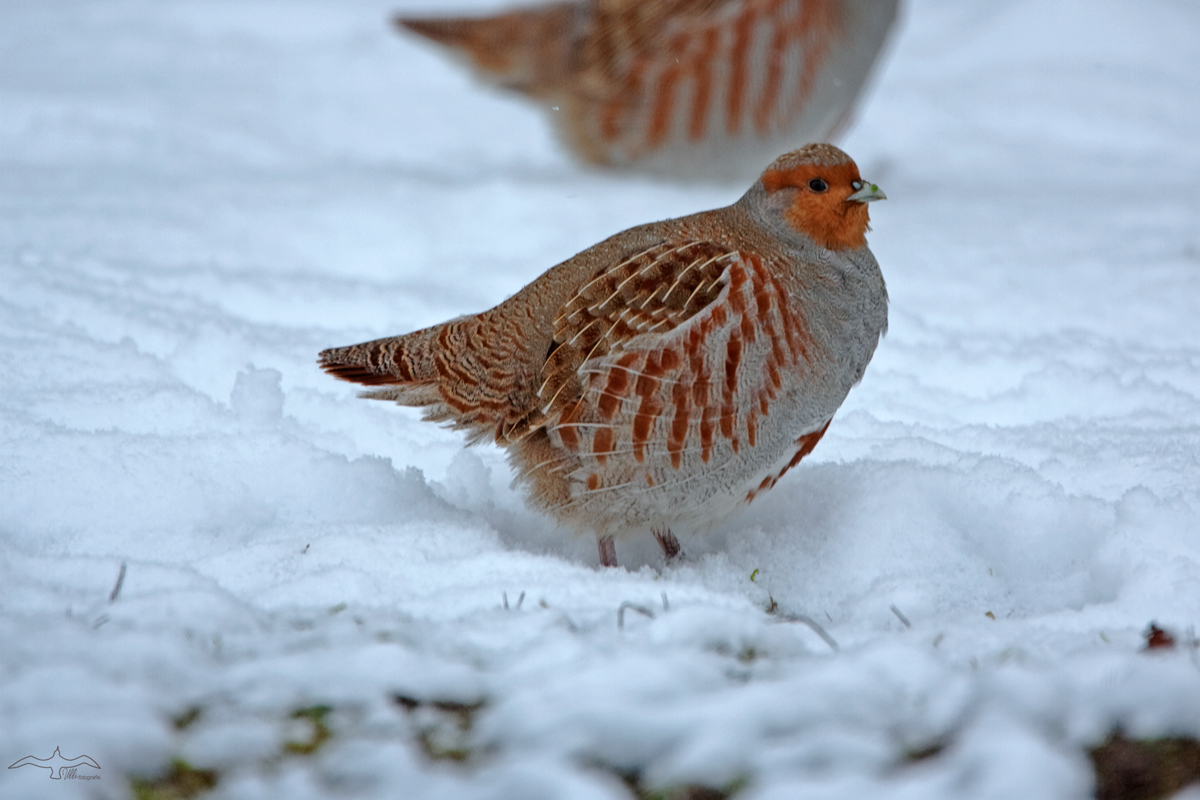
[3,0,1200,797]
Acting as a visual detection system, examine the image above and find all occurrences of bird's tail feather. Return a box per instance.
[394,4,576,97]
[319,326,443,407]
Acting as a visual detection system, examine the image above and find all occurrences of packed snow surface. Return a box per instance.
[2,0,1200,798]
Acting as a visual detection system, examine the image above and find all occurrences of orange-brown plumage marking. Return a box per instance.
[784,0,840,121]
[632,352,665,462]
[759,346,779,401]
[599,82,629,142]
[699,405,716,462]
[745,419,832,504]
[635,357,661,398]
[723,330,742,398]
[687,27,718,142]
[668,378,690,469]
[727,261,748,310]
[554,422,578,453]
[767,360,782,391]
[782,419,831,476]
[753,0,788,134]
[688,331,710,401]
[632,418,653,462]
[659,347,682,373]
[739,308,757,344]
[593,426,615,464]
[556,405,582,451]
[725,4,755,136]
[598,361,631,418]
[642,349,664,378]
[781,304,807,362]
[796,419,830,456]
[750,257,773,314]
[645,30,689,149]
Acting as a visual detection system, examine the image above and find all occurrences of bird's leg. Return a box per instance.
[597,535,617,568]
[653,527,681,562]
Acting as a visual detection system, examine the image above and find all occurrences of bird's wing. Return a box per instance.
[63,755,101,769]
[539,239,814,468]
[540,239,739,413]
[8,755,50,769]
[322,241,747,448]
[322,239,811,454]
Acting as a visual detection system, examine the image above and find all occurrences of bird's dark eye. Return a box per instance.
[808,178,828,192]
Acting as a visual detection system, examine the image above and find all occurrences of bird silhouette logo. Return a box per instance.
[9,747,101,779]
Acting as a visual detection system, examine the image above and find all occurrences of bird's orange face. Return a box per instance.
[761,160,885,251]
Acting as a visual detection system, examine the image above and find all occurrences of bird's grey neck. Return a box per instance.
[737,182,817,252]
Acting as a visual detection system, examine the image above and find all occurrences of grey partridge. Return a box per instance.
[396,0,899,177]
[320,143,887,567]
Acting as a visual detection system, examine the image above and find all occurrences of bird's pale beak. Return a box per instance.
[847,182,886,203]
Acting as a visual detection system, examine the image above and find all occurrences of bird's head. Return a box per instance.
[752,143,885,251]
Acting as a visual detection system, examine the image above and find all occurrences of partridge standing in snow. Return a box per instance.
[320,143,887,567]
[396,0,898,177]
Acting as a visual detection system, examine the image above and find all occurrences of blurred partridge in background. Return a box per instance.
[395,0,899,177]
[320,144,887,566]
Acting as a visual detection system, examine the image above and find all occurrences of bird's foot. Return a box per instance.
[653,527,682,563]
[597,535,617,568]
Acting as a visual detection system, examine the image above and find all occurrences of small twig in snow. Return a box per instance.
[108,562,127,603]
[773,612,839,652]
[515,591,525,610]
[890,604,911,628]
[535,598,577,631]
[502,591,525,610]
[661,592,669,612]
[617,602,655,630]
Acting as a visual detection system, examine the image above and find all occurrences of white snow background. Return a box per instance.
[2,0,1200,798]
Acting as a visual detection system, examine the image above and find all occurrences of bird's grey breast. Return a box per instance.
[790,242,888,394]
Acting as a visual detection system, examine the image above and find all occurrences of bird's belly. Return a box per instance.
[550,385,834,536]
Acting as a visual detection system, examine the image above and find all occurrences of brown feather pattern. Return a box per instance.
[395,0,899,172]
[319,143,889,565]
